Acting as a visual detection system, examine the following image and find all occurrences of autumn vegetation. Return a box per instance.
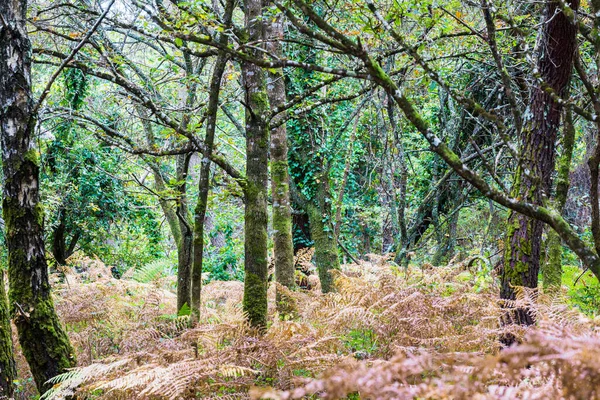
[2,0,600,398]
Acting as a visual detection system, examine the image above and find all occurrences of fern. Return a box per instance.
[43,256,600,399]
[132,258,175,283]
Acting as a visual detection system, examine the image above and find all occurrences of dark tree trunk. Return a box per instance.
[242,0,270,329]
[51,209,80,265]
[51,212,68,266]
[176,153,193,312]
[266,10,295,293]
[0,0,76,393]
[502,0,578,328]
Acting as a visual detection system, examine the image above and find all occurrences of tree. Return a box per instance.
[501,0,579,326]
[266,5,295,296]
[0,0,76,393]
[191,0,234,320]
[241,0,270,329]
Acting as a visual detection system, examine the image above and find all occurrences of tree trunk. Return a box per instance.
[51,211,68,266]
[242,0,270,329]
[138,106,183,249]
[266,10,295,293]
[191,0,233,318]
[307,174,340,293]
[0,0,76,393]
[388,100,409,266]
[502,0,578,328]
[432,210,459,266]
[543,109,576,291]
[50,209,79,266]
[0,271,15,398]
[176,154,193,312]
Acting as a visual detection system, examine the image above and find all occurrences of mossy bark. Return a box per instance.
[266,12,295,296]
[0,271,15,398]
[306,176,340,293]
[242,0,270,329]
[175,154,193,312]
[502,0,578,329]
[0,1,76,393]
[543,109,576,291]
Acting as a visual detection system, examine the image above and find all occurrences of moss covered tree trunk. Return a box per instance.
[543,109,576,291]
[0,0,76,393]
[0,271,15,398]
[307,175,340,293]
[242,0,270,329]
[175,154,193,312]
[502,0,578,327]
[191,0,233,318]
[266,11,295,293]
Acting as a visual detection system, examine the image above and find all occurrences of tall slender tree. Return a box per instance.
[241,0,270,329]
[0,0,76,393]
[266,9,295,295]
[191,0,235,320]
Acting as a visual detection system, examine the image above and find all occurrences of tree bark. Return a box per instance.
[266,9,295,294]
[50,209,80,265]
[175,153,193,312]
[543,109,576,291]
[242,0,270,329]
[502,0,578,327]
[191,0,233,319]
[0,0,76,393]
[307,174,340,293]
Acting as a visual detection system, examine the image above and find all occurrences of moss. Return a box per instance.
[307,201,340,293]
[271,159,295,291]
[250,91,269,113]
[243,272,268,329]
[5,206,75,394]
[23,148,39,166]
[34,202,45,228]
[543,230,562,291]
[12,291,76,394]
[1,200,25,230]
[503,215,529,287]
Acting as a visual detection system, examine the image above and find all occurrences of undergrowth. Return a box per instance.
[28,254,600,399]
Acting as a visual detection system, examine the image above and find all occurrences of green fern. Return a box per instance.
[132,259,175,283]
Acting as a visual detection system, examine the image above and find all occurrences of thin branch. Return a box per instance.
[33,0,116,115]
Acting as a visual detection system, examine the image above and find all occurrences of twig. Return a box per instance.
[574,267,590,286]
[33,0,116,115]
[337,239,360,264]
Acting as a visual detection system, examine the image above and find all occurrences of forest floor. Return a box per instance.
[14,255,600,399]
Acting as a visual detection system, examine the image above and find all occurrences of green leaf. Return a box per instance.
[178,303,191,316]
